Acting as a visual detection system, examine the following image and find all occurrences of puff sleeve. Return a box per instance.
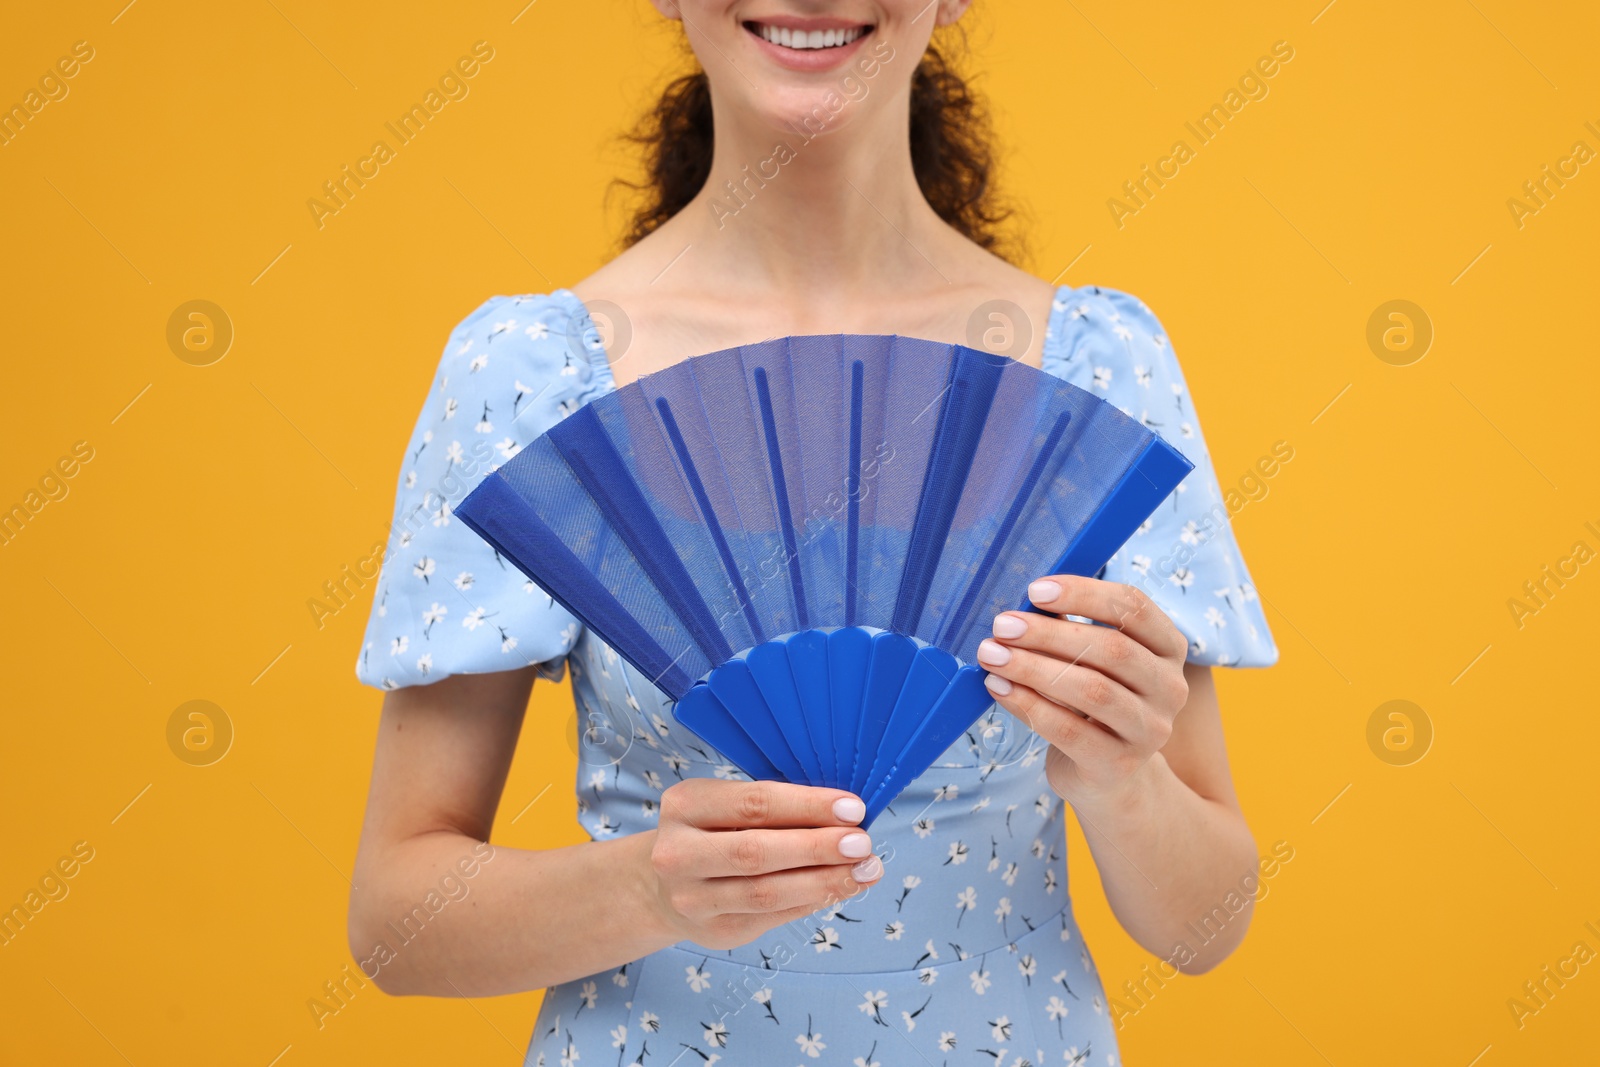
[1046,286,1279,668]
[355,291,614,689]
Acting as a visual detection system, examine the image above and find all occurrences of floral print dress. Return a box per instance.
[357,286,1277,1066]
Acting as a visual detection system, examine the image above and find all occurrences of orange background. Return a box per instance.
[3,1,1597,1064]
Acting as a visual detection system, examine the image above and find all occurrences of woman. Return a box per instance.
[350,3,1277,1064]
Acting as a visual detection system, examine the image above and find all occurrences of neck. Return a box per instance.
[669,88,955,297]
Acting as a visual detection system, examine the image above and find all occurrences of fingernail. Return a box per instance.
[976,639,1011,667]
[1029,580,1061,605]
[851,855,883,882]
[985,673,1012,696]
[992,614,1027,639]
[832,796,866,824]
[839,832,873,859]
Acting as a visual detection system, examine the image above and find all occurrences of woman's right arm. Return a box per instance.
[347,667,883,997]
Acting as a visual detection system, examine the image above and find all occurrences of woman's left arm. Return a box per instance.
[979,574,1258,974]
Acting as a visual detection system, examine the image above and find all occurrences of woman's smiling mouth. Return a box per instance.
[745,22,872,50]
[742,17,877,71]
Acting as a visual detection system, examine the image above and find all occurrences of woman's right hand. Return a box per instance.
[646,779,884,950]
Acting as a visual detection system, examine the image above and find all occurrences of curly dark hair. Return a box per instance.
[616,34,1018,260]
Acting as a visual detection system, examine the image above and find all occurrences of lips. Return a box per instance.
[741,17,877,72]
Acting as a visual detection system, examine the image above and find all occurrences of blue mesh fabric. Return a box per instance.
[457,334,1189,699]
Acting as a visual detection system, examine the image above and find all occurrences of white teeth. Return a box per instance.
[757,23,866,50]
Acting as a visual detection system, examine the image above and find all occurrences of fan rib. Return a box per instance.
[752,367,811,630]
[1033,434,1194,612]
[939,410,1073,649]
[845,359,864,628]
[890,348,1007,635]
[454,472,696,696]
[654,397,766,644]
[550,405,734,667]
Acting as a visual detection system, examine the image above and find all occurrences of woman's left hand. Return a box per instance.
[978,574,1191,808]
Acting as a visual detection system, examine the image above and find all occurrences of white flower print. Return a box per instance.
[956,886,977,927]
[1204,606,1227,630]
[639,1011,660,1033]
[445,440,464,465]
[938,1032,958,1051]
[685,964,712,993]
[415,653,432,676]
[454,571,475,591]
[462,607,489,630]
[913,818,935,839]
[609,1024,626,1049]
[1018,954,1037,981]
[858,989,888,1025]
[970,967,992,994]
[1170,567,1194,591]
[389,635,408,656]
[1134,364,1151,387]
[496,436,520,459]
[412,556,435,582]
[422,602,447,635]
[990,1016,1013,1041]
[1091,366,1112,390]
[811,926,840,952]
[703,1021,728,1047]
[795,1017,826,1058]
[524,321,549,341]
[884,920,904,940]
[577,981,597,1009]
[945,841,969,865]
[852,1047,881,1067]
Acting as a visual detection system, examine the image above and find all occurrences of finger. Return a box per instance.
[989,611,1164,695]
[985,676,1127,768]
[664,779,866,830]
[1024,575,1187,661]
[690,826,876,879]
[980,640,1164,750]
[704,855,882,915]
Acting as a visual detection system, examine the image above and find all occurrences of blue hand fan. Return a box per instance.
[457,334,1191,825]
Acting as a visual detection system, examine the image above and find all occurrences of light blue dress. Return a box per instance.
[356,286,1277,1066]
